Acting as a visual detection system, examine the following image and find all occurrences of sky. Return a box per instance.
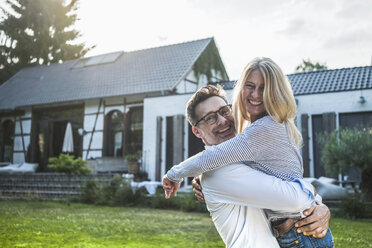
[4,0,372,80]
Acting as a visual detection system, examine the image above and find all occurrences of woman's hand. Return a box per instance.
[295,203,331,238]
[162,175,180,199]
[192,176,205,203]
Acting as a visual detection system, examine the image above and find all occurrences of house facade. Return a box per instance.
[0,38,228,176]
[1,38,371,182]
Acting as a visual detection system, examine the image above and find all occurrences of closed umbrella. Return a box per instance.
[62,122,74,154]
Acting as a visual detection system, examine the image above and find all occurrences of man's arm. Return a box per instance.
[201,164,315,213]
[192,176,331,238]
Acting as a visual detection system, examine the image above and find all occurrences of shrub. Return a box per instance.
[48,154,90,176]
[113,182,135,205]
[179,193,207,212]
[80,178,206,212]
[152,187,181,209]
[339,194,367,219]
[81,175,144,207]
[81,180,98,204]
[151,188,207,213]
[319,128,372,198]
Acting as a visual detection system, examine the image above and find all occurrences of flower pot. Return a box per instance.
[128,161,139,174]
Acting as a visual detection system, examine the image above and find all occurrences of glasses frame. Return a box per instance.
[194,104,232,126]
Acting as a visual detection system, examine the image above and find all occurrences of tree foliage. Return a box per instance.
[295,59,327,72]
[319,128,372,198]
[0,0,93,85]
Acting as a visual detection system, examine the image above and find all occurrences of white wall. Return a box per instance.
[143,94,193,181]
[296,89,372,177]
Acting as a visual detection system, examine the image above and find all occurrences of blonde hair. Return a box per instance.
[232,57,302,149]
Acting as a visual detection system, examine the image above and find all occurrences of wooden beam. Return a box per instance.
[85,99,103,160]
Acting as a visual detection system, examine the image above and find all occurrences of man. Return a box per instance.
[163,85,330,247]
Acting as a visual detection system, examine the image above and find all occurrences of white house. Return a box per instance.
[0,37,228,175]
[1,37,371,183]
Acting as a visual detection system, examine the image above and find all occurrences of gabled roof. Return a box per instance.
[212,66,372,96]
[0,38,214,110]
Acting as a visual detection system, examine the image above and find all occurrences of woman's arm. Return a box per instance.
[166,124,262,182]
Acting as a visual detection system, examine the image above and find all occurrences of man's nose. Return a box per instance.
[216,113,228,125]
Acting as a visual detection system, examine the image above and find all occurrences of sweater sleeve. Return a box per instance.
[166,122,265,182]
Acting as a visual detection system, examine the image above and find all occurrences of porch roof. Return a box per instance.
[0,37,213,110]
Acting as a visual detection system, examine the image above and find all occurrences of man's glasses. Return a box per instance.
[194,104,232,126]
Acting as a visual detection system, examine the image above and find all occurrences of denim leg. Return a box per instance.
[276,226,303,248]
[301,228,334,248]
[277,227,334,248]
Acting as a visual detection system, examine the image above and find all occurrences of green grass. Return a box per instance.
[0,201,222,248]
[0,201,371,248]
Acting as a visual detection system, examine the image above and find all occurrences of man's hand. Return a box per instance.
[162,175,180,199]
[295,203,330,238]
[192,176,205,203]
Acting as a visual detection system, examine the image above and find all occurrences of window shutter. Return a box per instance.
[172,115,184,165]
[301,114,310,177]
[322,112,336,133]
[155,116,163,181]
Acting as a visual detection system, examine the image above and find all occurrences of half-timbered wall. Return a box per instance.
[82,97,143,160]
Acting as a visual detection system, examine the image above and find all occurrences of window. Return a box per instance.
[0,120,15,162]
[105,110,124,157]
[125,107,143,155]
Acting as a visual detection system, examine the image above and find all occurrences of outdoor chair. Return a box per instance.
[11,163,38,173]
[304,177,348,200]
[0,163,22,173]
[0,163,38,174]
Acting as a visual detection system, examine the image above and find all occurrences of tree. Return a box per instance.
[319,128,372,199]
[0,0,93,85]
[295,59,327,72]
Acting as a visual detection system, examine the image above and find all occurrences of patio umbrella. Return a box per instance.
[62,122,74,154]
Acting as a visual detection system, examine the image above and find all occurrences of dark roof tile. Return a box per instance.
[215,66,372,96]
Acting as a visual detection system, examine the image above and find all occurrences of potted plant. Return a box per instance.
[125,153,141,174]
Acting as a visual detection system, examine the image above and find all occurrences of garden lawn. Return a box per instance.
[0,201,371,248]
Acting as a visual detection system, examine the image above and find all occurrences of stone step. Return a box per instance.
[0,173,116,199]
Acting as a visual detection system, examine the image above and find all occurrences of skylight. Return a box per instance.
[72,51,123,69]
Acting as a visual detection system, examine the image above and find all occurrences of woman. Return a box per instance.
[163,57,334,247]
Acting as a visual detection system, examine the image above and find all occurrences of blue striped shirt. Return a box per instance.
[167,115,303,183]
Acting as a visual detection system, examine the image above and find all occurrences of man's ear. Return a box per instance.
[192,126,202,139]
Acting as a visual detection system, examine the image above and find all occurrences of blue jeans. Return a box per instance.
[276,226,334,248]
